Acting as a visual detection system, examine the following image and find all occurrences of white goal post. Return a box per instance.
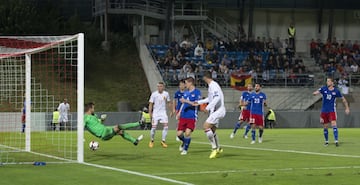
[0,33,84,164]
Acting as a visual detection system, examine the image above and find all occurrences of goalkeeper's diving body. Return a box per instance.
[84,102,143,145]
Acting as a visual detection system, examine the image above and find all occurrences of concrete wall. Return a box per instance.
[210,9,360,53]
[100,111,360,129]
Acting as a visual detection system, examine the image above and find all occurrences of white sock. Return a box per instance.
[214,133,220,149]
[162,124,168,141]
[150,127,156,141]
[205,129,217,149]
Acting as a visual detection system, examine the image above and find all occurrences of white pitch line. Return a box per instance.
[0,144,193,185]
[193,141,360,158]
[82,162,194,185]
[153,166,360,176]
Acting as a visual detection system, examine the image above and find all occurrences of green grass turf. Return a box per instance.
[1,128,360,185]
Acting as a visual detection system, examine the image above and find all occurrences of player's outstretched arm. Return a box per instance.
[313,90,320,96]
[342,97,350,114]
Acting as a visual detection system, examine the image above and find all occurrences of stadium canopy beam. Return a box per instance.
[165,0,174,45]
[328,9,334,41]
[248,0,255,39]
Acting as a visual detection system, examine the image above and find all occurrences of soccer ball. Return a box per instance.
[89,141,99,151]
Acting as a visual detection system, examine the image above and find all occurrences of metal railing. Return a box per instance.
[93,0,207,20]
[203,16,237,41]
[160,69,315,88]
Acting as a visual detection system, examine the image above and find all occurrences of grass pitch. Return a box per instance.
[1,128,360,185]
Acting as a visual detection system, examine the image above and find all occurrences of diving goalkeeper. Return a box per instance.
[84,102,143,145]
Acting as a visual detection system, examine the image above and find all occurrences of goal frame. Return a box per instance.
[2,33,84,163]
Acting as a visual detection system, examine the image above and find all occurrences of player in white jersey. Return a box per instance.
[57,98,70,131]
[148,82,172,148]
[195,71,226,159]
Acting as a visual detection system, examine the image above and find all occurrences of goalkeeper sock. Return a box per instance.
[22,124,25,133]
[183,136,191,151]
[332,126,338,141]
[119,131,136,143]
[244,124,251,136]
[323,128,329,142]
[233,122,241,134]
[118,122,140,130]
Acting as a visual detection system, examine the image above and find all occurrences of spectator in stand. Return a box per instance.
[221,54,231,67]
[219,61,227,74]
[170,40,178,50]
[354,50,360,63]
[187,68,195,79]
[180,37,192,49]
[350,61,359,73]
[353,40,359,51]
[210,50,219,64]
[170,56,180,69]
[250,37,264,52]
[183,61,192,73]
[288,22,296,51]
[205,38,214,51]
[194,43,204,58]
[176,51,184,65]
[210,67,218,80]
[332,37,339,48]
[218,39,226,51]
[310,39,317,58]
[166,48,173,58]
[267,38,274,52]
[346,40,353,50]
[281,39,289,55]
[273,37,282,52]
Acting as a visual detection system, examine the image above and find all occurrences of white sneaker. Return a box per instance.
[250,140,256,144]
[137,135,144,141]
[176,136,180,142]
[180,150,187,155]
[230,133,235,139]
[243,135,248,139]
[258,137,262,143]
[179,144,184,152]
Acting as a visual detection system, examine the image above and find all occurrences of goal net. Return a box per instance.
[0,34,84,164]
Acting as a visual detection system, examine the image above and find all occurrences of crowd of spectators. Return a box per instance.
[150,36,314,87]
[310,37,360,83]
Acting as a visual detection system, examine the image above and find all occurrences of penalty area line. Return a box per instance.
[193,141,360,158]
[153,165,360,176]
[82,162,194,185]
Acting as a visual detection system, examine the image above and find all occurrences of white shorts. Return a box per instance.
[152,114,168,125]
[206,108,226,128]
[59,116,68,123]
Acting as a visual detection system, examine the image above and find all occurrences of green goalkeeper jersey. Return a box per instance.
[84,114,115,140]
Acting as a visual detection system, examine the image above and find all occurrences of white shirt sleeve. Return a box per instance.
[166,92,171,102]
[197,98,209,104]
[149,93,155,103]
[206,92,220,111]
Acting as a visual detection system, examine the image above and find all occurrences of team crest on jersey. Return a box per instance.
[191,94,195,97]
[332,92,336,95]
